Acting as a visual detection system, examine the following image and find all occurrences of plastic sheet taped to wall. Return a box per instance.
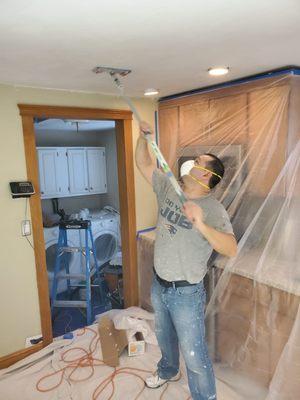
[157,74,300,399]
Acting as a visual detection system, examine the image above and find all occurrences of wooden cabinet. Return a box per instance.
[209,93,248,145]
[37,147,107,199]
[179,101,210,146]
[158,83,289,196]
[159,94,247,159]
[248,85,289,195]
[216,273,299,386]
[137,231,300,388]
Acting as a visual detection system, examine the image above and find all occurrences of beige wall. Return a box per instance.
[0,84,157,356]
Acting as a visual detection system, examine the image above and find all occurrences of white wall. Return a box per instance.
[41,195,102,218]
[0,83,157,356]
[35,126,113,147]
[93,130,120,210]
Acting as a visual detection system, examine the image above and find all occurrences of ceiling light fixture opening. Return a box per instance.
[208,67,230,76]
[144,88,159,96]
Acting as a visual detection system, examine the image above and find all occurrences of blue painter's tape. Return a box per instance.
[159,66,300,102]
[136,226,156,239]
[63,332,74,339]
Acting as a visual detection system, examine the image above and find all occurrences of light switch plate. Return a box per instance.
[21,220,31,236]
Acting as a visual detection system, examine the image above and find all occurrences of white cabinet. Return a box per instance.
[67,148,89,195]
[87,148,107,194]
[38,148,58,197]
[37,148,69,198]
[56,148,70,197]
[37,147,107,199]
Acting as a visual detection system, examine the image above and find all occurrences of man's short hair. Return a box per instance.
[204,153,225,189]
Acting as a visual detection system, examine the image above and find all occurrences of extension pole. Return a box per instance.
[109,73,187,204]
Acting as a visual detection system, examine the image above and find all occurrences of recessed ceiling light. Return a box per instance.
[144,88,159,96]
[208,67,230,76]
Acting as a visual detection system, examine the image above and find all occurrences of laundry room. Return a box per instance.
[34,117,123,337]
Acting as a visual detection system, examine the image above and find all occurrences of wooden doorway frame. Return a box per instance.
[0,104,138,368]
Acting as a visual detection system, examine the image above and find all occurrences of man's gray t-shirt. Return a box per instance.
[152,169,234,283]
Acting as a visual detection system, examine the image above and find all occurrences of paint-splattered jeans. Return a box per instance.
[151,275,217,400]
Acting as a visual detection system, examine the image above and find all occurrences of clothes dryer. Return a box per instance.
[89,209,121,268]
[44,226,82,294]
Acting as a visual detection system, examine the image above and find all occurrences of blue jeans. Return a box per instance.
[151,275,217,400]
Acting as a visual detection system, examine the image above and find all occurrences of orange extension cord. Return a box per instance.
[36,327,191,400]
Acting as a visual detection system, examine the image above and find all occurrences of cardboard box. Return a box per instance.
[128,332,145,357]
[98,316,146,367]
[98,316,128,367]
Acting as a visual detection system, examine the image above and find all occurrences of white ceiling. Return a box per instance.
[0,0,299,97]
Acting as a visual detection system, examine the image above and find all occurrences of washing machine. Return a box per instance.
[89,208,121,268]
[44,226,82,294]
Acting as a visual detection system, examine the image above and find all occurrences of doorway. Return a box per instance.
[18,104,138,348]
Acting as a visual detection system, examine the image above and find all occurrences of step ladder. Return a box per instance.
[51,219,103,325]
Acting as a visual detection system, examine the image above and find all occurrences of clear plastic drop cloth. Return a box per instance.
[158,74,300,400]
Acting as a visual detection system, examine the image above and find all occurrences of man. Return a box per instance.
[135,121,237,400]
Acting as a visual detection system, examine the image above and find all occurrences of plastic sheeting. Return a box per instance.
[157,74,300,399]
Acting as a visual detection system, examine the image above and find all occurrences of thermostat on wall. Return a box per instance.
[9,181,35,198]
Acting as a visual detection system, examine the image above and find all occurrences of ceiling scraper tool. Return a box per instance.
[92,66,186,204]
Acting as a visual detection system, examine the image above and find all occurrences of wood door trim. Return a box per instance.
[18,104,132,120]
[0,104,137,369]
[115,120,138,306]
[0,343,43,369]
